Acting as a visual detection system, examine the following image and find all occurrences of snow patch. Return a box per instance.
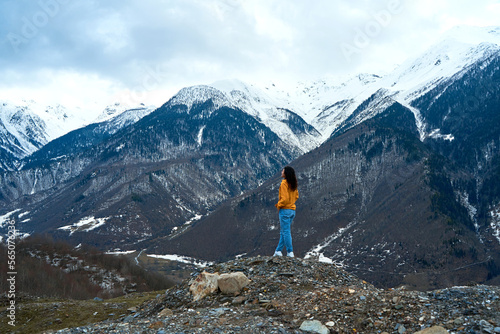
[267,224,278,231]
[490,208,500,245]
[457,191,479,226]
[0,209,21,228]
[169,214,203,238]
[428,129,455,141]
[18,211,30,218]
[105,250,137,255]
[304,221,357,263]
[397,103,427,141]
[147,254,213,267]
[58,216,109,235]
[115,143,125,152]
[197,125,206,146]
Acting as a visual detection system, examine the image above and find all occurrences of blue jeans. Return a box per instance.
[275,209,295,254]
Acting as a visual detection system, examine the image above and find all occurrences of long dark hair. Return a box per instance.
[283,166,298,191]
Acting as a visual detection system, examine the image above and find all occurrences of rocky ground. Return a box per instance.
[43,256,499,334]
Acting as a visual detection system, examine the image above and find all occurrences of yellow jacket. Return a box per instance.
[275,179,299,210]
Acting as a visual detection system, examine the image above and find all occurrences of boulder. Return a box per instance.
[189,271,220,301]
[218,272,250,295]
[299,320,330,334]
[415,326,449,334]
[158,308,173,317]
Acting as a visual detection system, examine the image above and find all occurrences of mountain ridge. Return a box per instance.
[2,26,498,169]
[0,100,155,172]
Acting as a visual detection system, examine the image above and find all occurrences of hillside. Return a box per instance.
[0,236,173,301]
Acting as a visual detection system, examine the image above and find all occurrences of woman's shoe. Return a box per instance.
[287,252,294,257]
[273,251,283,256]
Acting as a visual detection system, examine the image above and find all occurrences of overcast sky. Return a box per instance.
[1,0,499,112]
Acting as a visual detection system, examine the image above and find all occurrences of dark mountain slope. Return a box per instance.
[21,105,152,170]
[411,52,500,258]
[415,51,500,170]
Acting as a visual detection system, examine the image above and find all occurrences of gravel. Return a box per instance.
[47,256,500,334]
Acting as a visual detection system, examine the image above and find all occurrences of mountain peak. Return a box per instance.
[94,102,153,123]
[164,81,323,152]
[380,25,500,104]
[167,85,233,112]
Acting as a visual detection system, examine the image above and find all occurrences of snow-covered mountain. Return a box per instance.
[0,100,90,170]
[377,25,500,139]
[167,80,323,153]
[1,24,498,200]
[253,25,500,142]
[143,27,500,290]
[166,26,500,149]
[2,26,498,171]
[0,101,83,158]
[0,100,155,171]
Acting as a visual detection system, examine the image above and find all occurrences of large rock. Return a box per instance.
[157,308,173,317]
[217,272,250,295]
[299,320,330,334]
[415,326,449,334]
[189,271,220,301]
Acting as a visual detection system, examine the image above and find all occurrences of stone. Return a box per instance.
[210,307,228,317]
[158,308,173,317]
[395,324,405,332]
[148,321,164,329]
[217,272,250,295]
[232,296,247,305]
[480,319,496,333]
[414,326,449,334]
[345,305,355,312]
[299,320,330,334]
[189,271,220,301]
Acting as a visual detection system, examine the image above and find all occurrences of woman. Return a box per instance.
[274,166,299,257]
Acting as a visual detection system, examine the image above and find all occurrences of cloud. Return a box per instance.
[0,0,499,108]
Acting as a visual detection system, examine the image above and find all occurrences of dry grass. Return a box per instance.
[0,291,162,334]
